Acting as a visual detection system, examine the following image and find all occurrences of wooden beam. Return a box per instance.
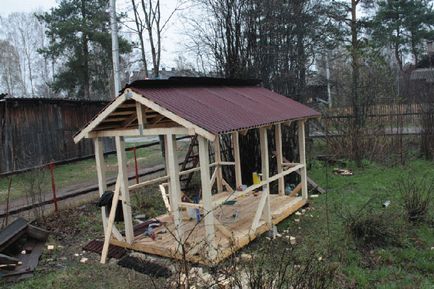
[159,184,171,212]
[288,183,302,197]
[136,102,145,128]
[88,127,190,138]
[298,120,308,199]
[115,136,134,243]
[100,175,121,264]
[232,131,242,189]
[274,124,285,195]
[179,166,201,176]
[179,202,203,209]
[222,178,234,193]
[214,136,223,193]
[165,135,184,245]
[210,167,218,188]
[74,94,127,143]
[94,138,108,235]
[213,164,304,208]
[213,164,303,206]
[259,127,271,227]
[130,90,216,142]
[128,175,169,191]
[214,219,233,239]
[198,136,216,259]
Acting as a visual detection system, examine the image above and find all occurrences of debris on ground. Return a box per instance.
[333,168,353,176]
[79,257,88,263]
[117,255,171,277]
[0,218,48,282]
[383,200,391,208]
[83,239,126,259]
[240,253,253,261]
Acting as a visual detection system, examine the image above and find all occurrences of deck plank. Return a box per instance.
[110,191,306,265]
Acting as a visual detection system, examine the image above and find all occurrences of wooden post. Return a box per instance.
[214,136,223,192]
[100,175,121,264]
[94,138,108,234]
[232,131,242,189]
[165,134,184,244]
[115,136,134,243]
[198,135,216,259]
[259,127,271,226]
[298,120,308,199]
[274,123,285,195]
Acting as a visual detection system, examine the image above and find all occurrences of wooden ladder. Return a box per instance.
[179,136,199,190]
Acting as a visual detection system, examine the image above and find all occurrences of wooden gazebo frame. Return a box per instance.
[74,80,318,265]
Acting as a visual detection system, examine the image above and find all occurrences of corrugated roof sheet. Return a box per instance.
[128,78,319,135]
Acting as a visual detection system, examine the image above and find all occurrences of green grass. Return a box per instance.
[276,159,434,288]
[0,141,189,203]
[3,156,434,288]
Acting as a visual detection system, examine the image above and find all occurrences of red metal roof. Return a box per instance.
[129,82,320,135]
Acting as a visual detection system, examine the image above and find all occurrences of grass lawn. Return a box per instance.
[2,159,433,288]
[0,140,189,203]
[271,158,434,289]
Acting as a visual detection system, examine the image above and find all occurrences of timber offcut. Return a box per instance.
[73,77,320,264]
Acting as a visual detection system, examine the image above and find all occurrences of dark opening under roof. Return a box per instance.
[123,77,261,91]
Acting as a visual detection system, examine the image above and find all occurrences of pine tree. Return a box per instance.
[37,0,131,99]
[371,0,434,69]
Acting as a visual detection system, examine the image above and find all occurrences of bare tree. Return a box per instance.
[0,40,24,95]
[0,12,52,97]
[128,0,186,78]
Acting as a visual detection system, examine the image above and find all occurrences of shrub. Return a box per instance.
[340,199,403,249]
[397,175,433,223]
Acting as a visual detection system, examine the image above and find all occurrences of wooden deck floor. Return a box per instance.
[111,191,306,265]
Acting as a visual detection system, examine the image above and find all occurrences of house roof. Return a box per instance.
[74,77,320,142]
[410,68,434,83]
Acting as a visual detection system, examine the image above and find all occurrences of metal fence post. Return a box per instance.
[133,146,139,184]
[49,160,58,213]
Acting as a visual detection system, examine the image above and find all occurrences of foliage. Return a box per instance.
[341,201,404,249]
[36,0,131,99]
[371,0,434,69]
[397,174,433,223]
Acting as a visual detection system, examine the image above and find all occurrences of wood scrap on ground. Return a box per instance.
[333,168,353,176]
[0,218,48,282]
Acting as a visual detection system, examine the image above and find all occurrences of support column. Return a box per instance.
[165,135,184,244]
[198,136,216,259]
[214,136,223,192]
[115,136,134,243]
[94,138,108,234]
[274,124,285,195]
[259,127,271,226]
[232,131,242,189]
[298,120,308,199]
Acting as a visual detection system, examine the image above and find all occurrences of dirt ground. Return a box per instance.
[1,202,166,289]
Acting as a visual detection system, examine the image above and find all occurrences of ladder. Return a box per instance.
[179,136,199,190]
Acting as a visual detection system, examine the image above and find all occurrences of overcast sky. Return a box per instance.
[1,0,57,15]
[1,0,190,68]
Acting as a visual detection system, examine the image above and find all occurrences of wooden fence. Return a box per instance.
[321,103,431,130]
[0,97,113,174]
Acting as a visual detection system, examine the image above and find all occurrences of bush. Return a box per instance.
[397,175,433,223]
[340,199,403,249]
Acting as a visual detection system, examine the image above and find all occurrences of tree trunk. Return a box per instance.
[81,0,90,99]
[351,0,362,166]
